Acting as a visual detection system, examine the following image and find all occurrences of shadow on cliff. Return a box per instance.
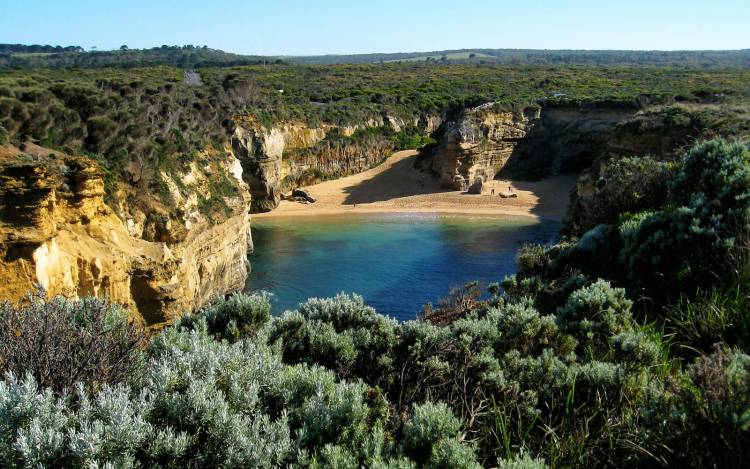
[341,153,450,205]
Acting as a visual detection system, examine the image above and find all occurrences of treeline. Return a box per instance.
[290,48,750,67]
[0,44,84,54]
[0,45,273,70]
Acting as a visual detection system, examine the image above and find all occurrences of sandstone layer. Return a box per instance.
[0,145,252,326]
[232,114,442,212]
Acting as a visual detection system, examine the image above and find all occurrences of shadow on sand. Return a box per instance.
[341,154,450,205]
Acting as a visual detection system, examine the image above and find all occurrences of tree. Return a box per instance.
[120,44,129,50]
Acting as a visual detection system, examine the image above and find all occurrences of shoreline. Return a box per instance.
[253,150,577,222]
[253,206,561,222]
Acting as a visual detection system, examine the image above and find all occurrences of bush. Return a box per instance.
[566,156,672,235]
[266,283,671,466]
[651,346,750,468]
[176,292,271,341]
[0,291,144,394]
[266,293,398,387]
[620,139,750,302]
[517,244,551,277]
[1,316,476,467]
[402,402,479,468]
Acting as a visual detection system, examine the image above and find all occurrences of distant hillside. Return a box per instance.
[287,48,750,68]
[0,44,84,54]
[0,45,274,69]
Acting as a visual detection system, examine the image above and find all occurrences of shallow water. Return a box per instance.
[246,213,560,321]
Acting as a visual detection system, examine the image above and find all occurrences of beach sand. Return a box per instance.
[253,150,577,221]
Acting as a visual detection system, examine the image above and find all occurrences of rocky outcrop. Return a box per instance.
[232,114,442,212]
[291,188,316,203]
[0,146,253,326]
[562,104,750,235]
[231,118,327,212]
[500,107,637,179]
[421,103,718,189]
[421,106,539,190]
[466,179,483,194]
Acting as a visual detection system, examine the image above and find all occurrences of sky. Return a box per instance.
[1,0,748,55]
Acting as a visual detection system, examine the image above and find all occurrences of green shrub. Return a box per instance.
[620,139,750,302]
[266,293,398,387]
[402,402,479,468]
[497,453,549,469]
[517,244,551,277]
[556,280,633,356]
[176,292,271,341]
[566,156,672,235]
[650,346,750,468]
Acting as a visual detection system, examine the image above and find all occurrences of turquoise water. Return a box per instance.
[246,213,560,321]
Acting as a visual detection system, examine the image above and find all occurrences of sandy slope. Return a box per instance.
[254,150,578,221]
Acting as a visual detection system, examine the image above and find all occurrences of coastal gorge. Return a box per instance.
[1,62,749,325]
[2,36,750,468]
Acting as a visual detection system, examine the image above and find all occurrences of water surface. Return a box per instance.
[246,213,559,321]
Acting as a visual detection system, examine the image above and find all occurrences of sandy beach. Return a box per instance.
[253,150,577,221]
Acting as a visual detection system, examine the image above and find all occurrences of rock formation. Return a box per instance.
[466,179,483,194]
[231,114,442,212]
[421,106,539,190]
[0,144,252,326]
[2,99,739,327]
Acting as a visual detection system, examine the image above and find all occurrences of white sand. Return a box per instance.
[254,150,577,221]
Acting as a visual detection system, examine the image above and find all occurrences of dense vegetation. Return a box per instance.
[0,45,270,70]
[5,45,749,69]
[289,48,750,68]
[2,62,748,155]
[2,138,750,467]
[0,44,84,54]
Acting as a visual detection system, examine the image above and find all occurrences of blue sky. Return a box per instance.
[1,0,748,55]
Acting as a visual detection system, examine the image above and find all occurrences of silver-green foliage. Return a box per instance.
[0,293,477,468]
[620,139,750,298]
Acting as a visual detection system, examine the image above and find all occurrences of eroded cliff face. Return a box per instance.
[231,118,328,212]
[421,106,540,190]
[232,114,442,212]
[420,103,731,190]
[0,144,252,326]
[563,103,750,235]
[419,105,647,189]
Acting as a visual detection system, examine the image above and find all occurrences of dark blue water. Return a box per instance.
[246,213,559,321]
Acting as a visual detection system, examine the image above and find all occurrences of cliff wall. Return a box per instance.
[232,114,442,212]
[0,145,252,326]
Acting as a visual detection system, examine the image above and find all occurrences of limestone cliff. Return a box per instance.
[420,102,738,188]
[420,105,539,190]
[231,114,441,212]
[0,144,252,326]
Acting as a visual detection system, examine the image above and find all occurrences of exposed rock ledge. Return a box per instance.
[0,149,252,326]
[232,114,443,212]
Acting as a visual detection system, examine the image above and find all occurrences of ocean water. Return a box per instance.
[245,213,560,321]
